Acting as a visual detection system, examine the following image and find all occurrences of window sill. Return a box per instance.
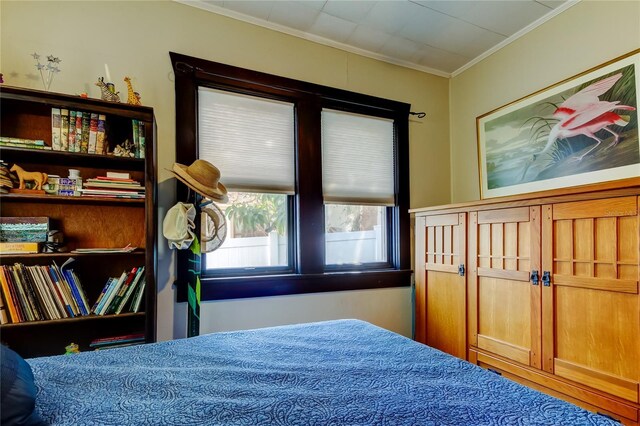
[176,269,412,301]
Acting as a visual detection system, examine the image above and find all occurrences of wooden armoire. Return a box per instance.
[412,178,640,425]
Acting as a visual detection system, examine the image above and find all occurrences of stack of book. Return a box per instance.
[91,266,146,316]
[0,260,89,324]
[89,333,146,350]
[51,108,107,154]
[0,137,51,150]
[0,161,17,194]
[0,217,49,255]
[80,172,145,199]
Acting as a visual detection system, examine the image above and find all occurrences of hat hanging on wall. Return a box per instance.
[170,159,228,203]
[162,202,197,250]
[201,202,227,253]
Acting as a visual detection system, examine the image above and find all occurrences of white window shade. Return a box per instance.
[321,109,395,206]
[198,87,295,194]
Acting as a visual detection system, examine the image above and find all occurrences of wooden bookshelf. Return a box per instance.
[0,86,157,358]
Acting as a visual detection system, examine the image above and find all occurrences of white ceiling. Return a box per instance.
[181,0,574,77]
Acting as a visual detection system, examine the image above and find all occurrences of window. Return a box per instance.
[206,192,289,269]
[325,204,387,265]
[171,52,410,301]
[321,109,395,268]
[197,88,294,273]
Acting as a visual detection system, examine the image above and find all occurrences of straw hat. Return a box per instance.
[171,159,228,202]
[201,202,227,253]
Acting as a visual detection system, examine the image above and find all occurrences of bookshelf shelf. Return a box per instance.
[0,86,157,359]
[0,193,145,204]
[0,146,145,170]
[0,249,146,261]
[0,312,145,328]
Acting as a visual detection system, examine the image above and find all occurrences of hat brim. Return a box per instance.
[171,163,228,202]
[201,203,227,252]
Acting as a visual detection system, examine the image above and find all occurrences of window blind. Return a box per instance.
[321,109,395,205]
[198,87,295,194]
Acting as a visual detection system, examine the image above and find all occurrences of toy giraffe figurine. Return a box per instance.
[96,77,120,103]
[124,76,141,106]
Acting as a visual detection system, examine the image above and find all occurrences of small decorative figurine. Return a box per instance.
[31,53,61,91]
[112,139,135,157]
[96,77,120,102]
[124,76,142,105]
[65,343,80,355]
[10,164,48,190]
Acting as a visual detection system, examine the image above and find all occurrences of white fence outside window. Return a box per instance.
[206,228,383,268]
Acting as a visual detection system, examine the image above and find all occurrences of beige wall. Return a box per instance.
[450,1,640,202]
[1,1,449,340]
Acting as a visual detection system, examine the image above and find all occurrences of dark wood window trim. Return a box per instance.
[170,52,411,301]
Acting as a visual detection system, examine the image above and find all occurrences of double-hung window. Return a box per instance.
[198,88,294,273]
[171,52,410,301]
[322,109,395,268]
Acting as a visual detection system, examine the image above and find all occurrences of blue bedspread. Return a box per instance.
[29,319,616,425]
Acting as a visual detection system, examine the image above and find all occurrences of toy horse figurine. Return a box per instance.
[96,77,120,103]
[10,164,48,190]
[124,76,141,106]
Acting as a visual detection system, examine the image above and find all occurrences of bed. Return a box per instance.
[26,319,616,425]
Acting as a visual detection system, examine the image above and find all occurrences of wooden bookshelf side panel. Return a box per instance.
[0,202,145,250]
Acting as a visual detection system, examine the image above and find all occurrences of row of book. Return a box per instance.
[93,267,146,316]
[0,261,87,324]
[52,108,107,154]
[0,261,145,324]
[50,109,146,158]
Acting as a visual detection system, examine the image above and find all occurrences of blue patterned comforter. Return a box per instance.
[29,319,616,425]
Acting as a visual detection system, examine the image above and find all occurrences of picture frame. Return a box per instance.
[477,49,640,199]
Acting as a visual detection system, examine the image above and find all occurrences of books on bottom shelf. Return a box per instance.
[89,333,145,350]
[0,259,145,324]
[0,259,89,324]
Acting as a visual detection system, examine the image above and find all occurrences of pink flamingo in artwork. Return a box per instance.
[520,73,635,181]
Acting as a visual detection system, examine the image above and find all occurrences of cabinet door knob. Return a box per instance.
[542,271,551,287]
[530,270,539,285]
[458,264,465,277]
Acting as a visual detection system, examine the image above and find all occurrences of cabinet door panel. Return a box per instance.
[426,270,466,358]
[469,207,541,368]
[415,213,466,359]
[542,197,639,403]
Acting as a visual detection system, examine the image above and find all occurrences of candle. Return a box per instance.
[104,64,112,83]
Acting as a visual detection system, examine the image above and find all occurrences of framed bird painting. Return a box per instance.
[477,49,639,199]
